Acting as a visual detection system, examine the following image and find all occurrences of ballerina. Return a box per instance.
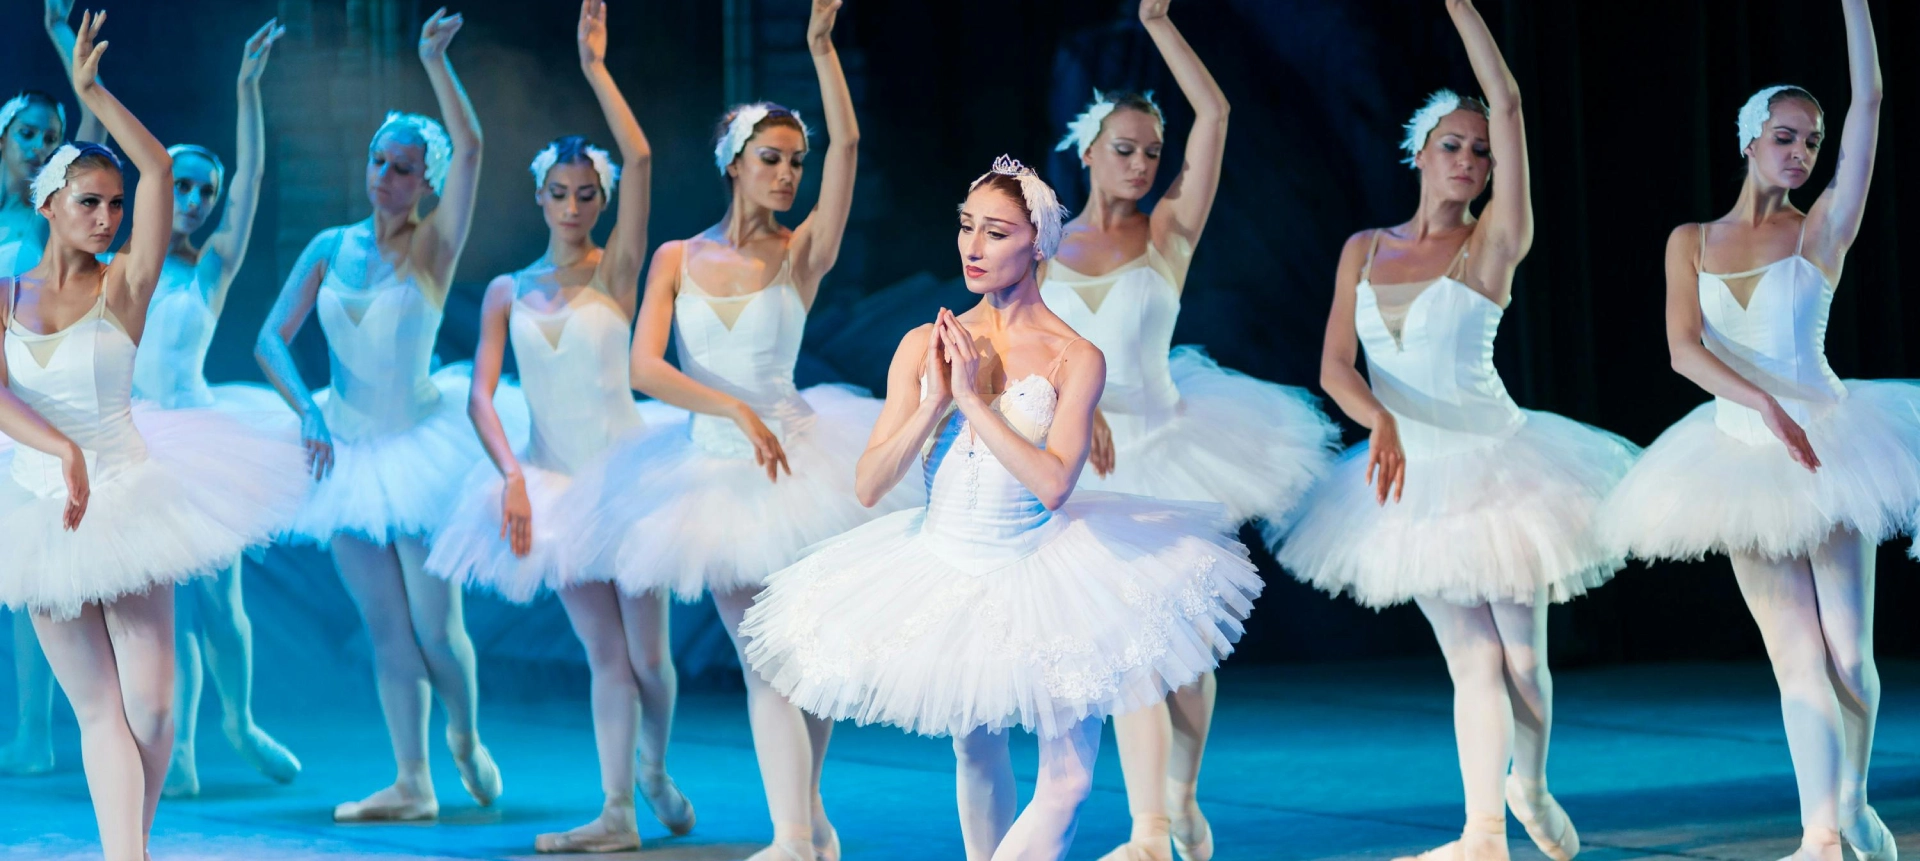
[255,7,511,823]
[1598,3,1908,860]
[740,155,1260,861]
[423,1,693,852]
[99,18,303,800]
[1042,3,1337,858]
[555,3,916,858]
[0,13,306,860]
[1269,3,1639,859]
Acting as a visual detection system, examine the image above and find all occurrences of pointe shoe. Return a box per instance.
[1393,841,1464,861]
[739,840,815,861]
[812,823,840,861]
[161,749,200,799]
[0,735,54,776]
[1170,811,1213,861]
[1099,841,1173,861]
[1846,809,1897,861]
[1393,828,1508,861]
[447,732,502,807]
[1505,775,1579,861]
[640,771,696,836]
[1780,834,1847,861]
[333,784,438,822]
[535,805,642,854]
[226,721,301,784]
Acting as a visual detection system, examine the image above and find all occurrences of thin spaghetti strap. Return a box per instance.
[1444,235,1472,280]
[1044,336,1085,379]
[1697,222,1707,271]
[1360,230,1382,283]
[1794,218,1808,257]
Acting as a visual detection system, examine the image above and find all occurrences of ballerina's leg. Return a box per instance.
[618,588,695,833]
[1807,528,1889,856]
[1166,672,1219,856]
[0,612,57,775]
[330,536,436,812]
[714,586,825,859]
[1108,702,1175,857]
[164,583,205,797]
[954,727,1016,861]
[539,581,645,851]
[396,536,498,804]
[193,555,299,783]
[992,716,1102,861]
[1410,596,1511,861]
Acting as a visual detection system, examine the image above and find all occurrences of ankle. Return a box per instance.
[395,760,432,793]
[1464,813,1507,838]
[772,820,814,845]
[1130,813,1172,843]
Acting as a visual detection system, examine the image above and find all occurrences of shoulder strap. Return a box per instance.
[1794,218,1808,257]
[1359,230,1382,283]
[1044,336,1085,380]
[1444,235,1472,280]
[1696,222,1708,272]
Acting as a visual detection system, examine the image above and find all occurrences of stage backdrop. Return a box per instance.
[3,0,1919,688]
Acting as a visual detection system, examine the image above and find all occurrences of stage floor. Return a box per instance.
[1,659,1915,860]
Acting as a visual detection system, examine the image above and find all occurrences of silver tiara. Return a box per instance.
[989,155,1033,178]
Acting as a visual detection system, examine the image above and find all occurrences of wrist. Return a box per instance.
[59,439,82,463]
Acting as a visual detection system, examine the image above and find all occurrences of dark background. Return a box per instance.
[4,0,1919,679]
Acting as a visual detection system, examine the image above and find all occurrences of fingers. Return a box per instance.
[1390,461,1406,503]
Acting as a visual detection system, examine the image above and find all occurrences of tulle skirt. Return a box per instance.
[560,386,921,600]
[1600,380,1920,561]
[1269,411,1640,608]
[1080,348,1341,524]
[0,407,308,621]
[424,403,688,603]
[741,492,1258,739]
[286,364,527,547]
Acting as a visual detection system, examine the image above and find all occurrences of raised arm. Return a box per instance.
[1663,224,1818,471]
[1322,232,1404,503]
[788,0,857,302]
[415,9,482,286]
[256,228,341,479]
[203,19,285,313]
[939,310,1105,511]
[468,276,534,554]
[1448,0,1531,271]
[1805,0,1880,271]
[44,0,104,145]
[578,0,651,315]
[854,323,951,506]
[1141,0,1228,263]
[69,13,171,306]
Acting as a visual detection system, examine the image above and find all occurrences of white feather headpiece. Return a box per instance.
[0,93,66,141]
[373,111,452,194]
[32,143,119,209]
[1400,89,1481,167]
[714,103,810,175]
[530,141,620,201]
[1055,89,1164,159]
[167,143,227,193]
[970,155,1070,260]
[1737,85,1797,155]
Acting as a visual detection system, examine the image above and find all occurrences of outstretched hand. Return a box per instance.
[806,0,842,56]
[418,8,464,64]
[577,0,607,68]
[239,18,285,85]
[45,0,76,29]
[71,10,108,94]
[1138,0,1172,23]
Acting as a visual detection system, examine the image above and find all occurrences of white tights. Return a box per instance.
[1,611,56,771]
[331,534,482,793]
[1111,672,1217,845]
[172,557,278,768]
[1731,527,1878,852]
[555,582,676,806]
[713,587,834,857]
[953,717,1102,861]
[1413,591,1554,852]
[33,585,176,861]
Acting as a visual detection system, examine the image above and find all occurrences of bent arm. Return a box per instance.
[1806,0,1880,270]
[255,230,336,420]
[954,343,1105,511]
[468,277,524,481]
[1321,233,1390,429]
[1664,225,1774,410]
[1144,4,1228,264]
[1450,0,1531,269]
[788,1,857,302]
[629,242,754,418]
[855,325,949,507]
[585,60,651,315]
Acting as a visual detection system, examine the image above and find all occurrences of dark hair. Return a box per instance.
[1761,86,1824,127]
[537,134,606,195]
[1103,91,1165,130]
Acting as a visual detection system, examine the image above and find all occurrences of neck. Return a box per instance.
[168,230,198,260]
[718,193,781,246]
[41,240,102,289]
[976,265,1047,325]
[543,232,596,269]
[1,172,27,211]
[1730,175,1797,225]
[1408,193,1475,239]
[371,207,417,242]
[1079,184,1141,231]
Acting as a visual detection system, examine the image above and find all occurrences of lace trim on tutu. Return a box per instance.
[559,385,923,600]
[1080,346,1340,524]
[0,406,308,620]
[1269,410,1638,608]
[741,493,1259,739]
[1600,379,1920,561]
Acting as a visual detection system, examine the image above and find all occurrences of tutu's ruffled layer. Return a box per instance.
[741,492,1259,739]
[1269,411,1639,608]
[0,407,308,620]
[560,385,921,599]
[425,403,687,602]
[1082,347,1340,524]
[201,382,299,434]
[1600,380,1920,561]
[287,364,528,546]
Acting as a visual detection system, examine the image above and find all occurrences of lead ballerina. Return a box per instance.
[1598,2,1912,859]
[555,2,914,858]
[1043,3,1337,857]
[1269,2,1638,860]
[740,157,1260,861]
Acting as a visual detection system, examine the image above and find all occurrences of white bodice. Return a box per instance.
[1041,245,1182,438]
[509,282,644,474]
[1354,275,1524,458]
[1697,254,1847,444]
[316,263,445,441]
[4,290,147,496]
[132,259,217,409]
[673,249,813,456]
[919,374,1061,568]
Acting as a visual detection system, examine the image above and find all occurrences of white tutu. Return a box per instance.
[1080,347,1340,524]
[287,364,528,546]
[740,492,1259,739]
[1269,411,1639,608]
[560,385,921,600]
[0,407,308,620]
[1600,380,1920,561]
[424,402,688,603]
[198,382,300,434]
